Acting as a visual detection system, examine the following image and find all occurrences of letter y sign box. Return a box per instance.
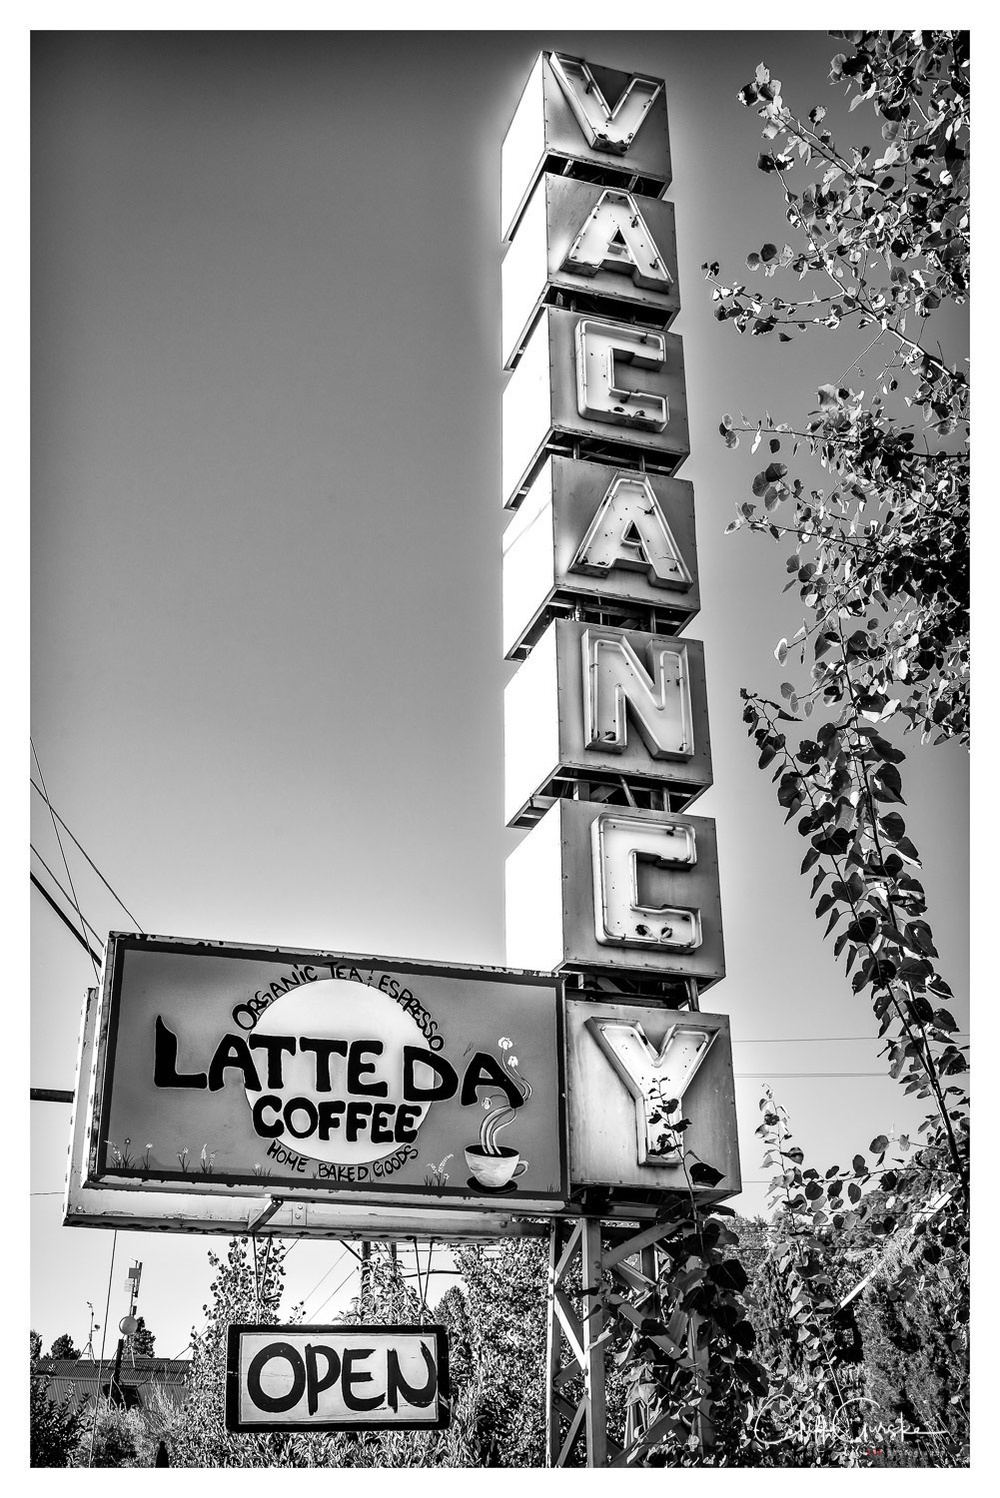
[564,999,739,1197]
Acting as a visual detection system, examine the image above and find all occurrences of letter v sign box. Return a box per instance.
[501,52,672,242]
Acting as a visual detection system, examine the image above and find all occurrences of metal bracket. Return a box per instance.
[247,1196,284,1235]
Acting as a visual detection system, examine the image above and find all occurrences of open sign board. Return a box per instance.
[226,1324,449,1431]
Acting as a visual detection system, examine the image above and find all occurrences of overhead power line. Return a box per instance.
[31,844,103,944]
[736,1069,968,1079]
[30,872,103,968]
[737,1071,888,1079]
[299,1245,355,1309]
[30,742,102,985]
[733,1033,968,1043]
[312,1263,359,1320]
[30,774,145,932]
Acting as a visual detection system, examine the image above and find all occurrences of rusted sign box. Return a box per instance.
[504,618,712,827]
[502,174,679,370]
[502,51,672,242]
[502,306,689,509]
[505,799,725,986]
[502,456,699,660]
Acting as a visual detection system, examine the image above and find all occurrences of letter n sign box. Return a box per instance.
[226,1324,449,1431]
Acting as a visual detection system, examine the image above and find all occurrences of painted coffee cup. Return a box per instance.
[465,1145,528,1189]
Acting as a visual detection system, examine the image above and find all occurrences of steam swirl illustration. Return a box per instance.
[478,1036,532,1155]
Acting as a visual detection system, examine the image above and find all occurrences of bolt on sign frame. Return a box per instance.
[500,51,739,1465]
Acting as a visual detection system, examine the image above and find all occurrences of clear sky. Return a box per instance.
[29,27,968,1364]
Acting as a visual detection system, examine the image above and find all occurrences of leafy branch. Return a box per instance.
[742,691,968,1199]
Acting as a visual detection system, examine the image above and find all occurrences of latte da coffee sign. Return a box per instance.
[85,934,564,1212]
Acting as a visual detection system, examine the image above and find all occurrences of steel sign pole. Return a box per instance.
[545,1220,614,1467]
[545,1214,716,1467]
[581,1220,609,1466]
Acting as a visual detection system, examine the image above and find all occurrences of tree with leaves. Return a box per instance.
[131,1315,156,1358]
[316,1242,476,1469]
[164,1235,533,1469]
[30,1331,84,1467]
[707,30,968,730]
[446,1239,550,1466]
[694,29,969,1468]
[727,1093,968,1467]
[165,1235,298,1468]
[73,1405,147,1468]
[48,1332,81,1361]
[703,30,968,1227]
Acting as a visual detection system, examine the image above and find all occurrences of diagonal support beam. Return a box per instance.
[603,1216,685,1270]
[548,1218,605,1467]
[553,1286,587,1368]
[554,1221,584,1281]
[557,1399,588,1467]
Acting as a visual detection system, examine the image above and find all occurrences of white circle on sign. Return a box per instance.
[246,977,432,1166]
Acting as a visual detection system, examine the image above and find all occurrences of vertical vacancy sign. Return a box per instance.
[500,48,740,1467]
[500,45,740,1248]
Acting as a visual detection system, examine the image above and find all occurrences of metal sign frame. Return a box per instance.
[83,932,569,1219]
[66,986,549,1240]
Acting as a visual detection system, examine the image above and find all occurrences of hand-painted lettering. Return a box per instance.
[341,1348,382,1413]
[153,1015,207,1089]
[238,1332,442,1426]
